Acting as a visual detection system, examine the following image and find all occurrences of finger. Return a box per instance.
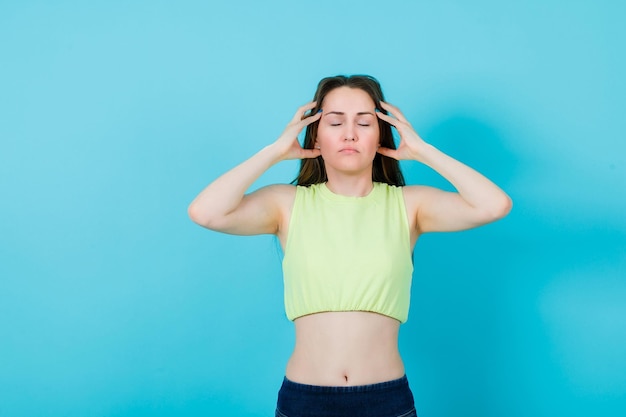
[300,148,322,159]
[297,108,322,128]
[380,101,409,124]
[376,146,399,160]
[290,101,317,123]
[293,101,318,122]
[376,110,398,127]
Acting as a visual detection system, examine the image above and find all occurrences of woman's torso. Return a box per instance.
[286,311,404,386]
[275,184,420,386]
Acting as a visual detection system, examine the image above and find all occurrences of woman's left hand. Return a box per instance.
[376,101,430,162]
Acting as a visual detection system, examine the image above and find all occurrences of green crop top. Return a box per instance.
[282,182,414,323]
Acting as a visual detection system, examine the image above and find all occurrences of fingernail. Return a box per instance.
[375,108,380,112]
[317,109,323,113]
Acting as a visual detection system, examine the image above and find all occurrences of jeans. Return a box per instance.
[275,375,417,417]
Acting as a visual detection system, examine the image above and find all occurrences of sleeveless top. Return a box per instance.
[282,182,414,323]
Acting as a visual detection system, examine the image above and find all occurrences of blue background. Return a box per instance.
[1,1,625,416]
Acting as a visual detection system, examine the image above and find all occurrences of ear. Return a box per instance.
[314,139,320,150]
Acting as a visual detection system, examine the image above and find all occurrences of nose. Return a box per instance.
[344,125,356,141]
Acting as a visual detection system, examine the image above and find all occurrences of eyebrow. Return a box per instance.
[324,111,375,116]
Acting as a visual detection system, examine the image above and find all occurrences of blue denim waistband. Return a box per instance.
[276,375,416,417]
[281,375,409,393]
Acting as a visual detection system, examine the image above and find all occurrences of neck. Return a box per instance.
[325,171,374,197]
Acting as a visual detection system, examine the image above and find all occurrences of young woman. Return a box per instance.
[188,75,512,417]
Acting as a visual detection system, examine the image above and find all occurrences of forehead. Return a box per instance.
[322,87,375,111]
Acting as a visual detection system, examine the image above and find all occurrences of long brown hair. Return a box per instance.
[293,75,405,186]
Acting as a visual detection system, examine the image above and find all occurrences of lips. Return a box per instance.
[339,147,358,153]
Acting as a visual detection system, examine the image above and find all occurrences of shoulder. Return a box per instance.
[401,184,441,200]
[237,184,298,222]
[401,185,445,228]
[401,184,451,209]
[251,183,297,205]
[260,183,297,195]
[257,185,299,244]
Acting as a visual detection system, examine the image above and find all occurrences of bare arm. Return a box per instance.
[187,102,322,235]
[376,101,512,234]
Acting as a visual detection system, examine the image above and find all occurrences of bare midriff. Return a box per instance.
[285,311,405,387]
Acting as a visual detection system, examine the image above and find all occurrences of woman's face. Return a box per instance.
[315,86,380,175]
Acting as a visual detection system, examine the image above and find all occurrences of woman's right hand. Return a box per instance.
[188,101,322,234]
[270,101,322,161]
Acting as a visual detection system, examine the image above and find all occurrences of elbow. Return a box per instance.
[501,194,513,218]
[473,194,512,226]
[188,202,230,231]
[187,201,212,228]
[489,194,513,222]
[187,202,202,225]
